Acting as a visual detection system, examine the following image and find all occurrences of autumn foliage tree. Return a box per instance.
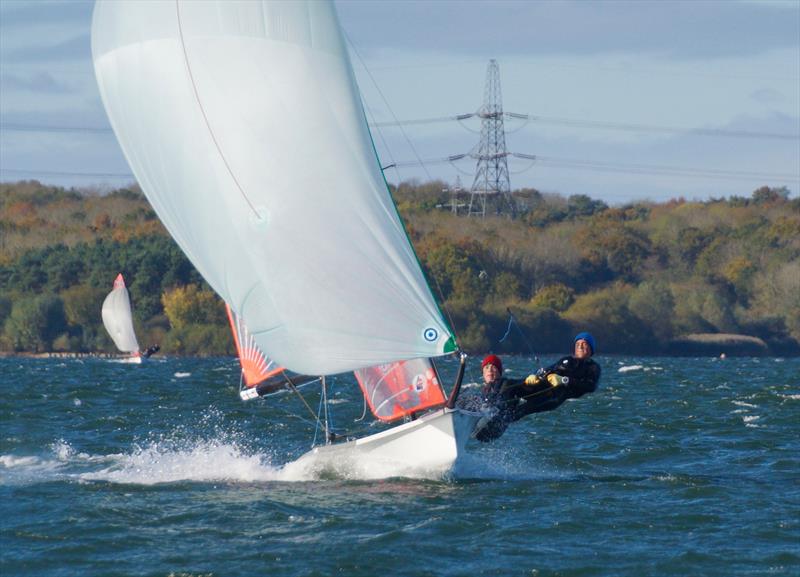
[1,180,798,355]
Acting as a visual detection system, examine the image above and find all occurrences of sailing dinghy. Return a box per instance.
[101,273,142,364]
[92,0,479,476]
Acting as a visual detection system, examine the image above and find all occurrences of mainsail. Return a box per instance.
[92,0,455,377]
[101,273,140,354]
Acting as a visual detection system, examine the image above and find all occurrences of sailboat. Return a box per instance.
[92,0,479,475]
[101,273,142,364]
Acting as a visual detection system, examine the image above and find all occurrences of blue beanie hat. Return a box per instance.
[574,332,596,355]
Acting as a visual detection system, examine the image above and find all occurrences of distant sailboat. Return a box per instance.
[101,273,142,364]
[92,0,479,476]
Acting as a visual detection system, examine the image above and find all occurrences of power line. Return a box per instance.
[5,114,797,142]
[509,113,800,141]
[0,168,135,180]
[371,114,474,127]
[3,157,796,185]
[375,152,799,183]
[370,112,799,141]
[527,155,799,182]
[0,123,114,134]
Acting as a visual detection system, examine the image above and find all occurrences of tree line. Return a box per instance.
[1,180,798,357]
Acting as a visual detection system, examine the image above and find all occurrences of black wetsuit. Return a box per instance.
[456,376,524,442]
[142,345,160,358]
[465,356,601,442]
[512,355,600,420]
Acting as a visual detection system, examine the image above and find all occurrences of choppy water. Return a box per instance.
[1,355,798,577]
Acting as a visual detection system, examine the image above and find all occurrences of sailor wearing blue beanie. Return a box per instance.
[573,332,596,356]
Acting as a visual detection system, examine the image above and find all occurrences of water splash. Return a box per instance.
[80,439,283,485]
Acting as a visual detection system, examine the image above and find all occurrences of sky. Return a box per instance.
[0,0,798,204]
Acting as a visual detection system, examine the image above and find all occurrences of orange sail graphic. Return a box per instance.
[226,304,282,388]
[354,358,447,423]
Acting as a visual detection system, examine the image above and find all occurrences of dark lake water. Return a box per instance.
[1,355,798,576]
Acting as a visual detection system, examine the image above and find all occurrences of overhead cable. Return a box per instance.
[367,112,799,141]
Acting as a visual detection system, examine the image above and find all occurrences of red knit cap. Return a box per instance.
[481,354,502,373]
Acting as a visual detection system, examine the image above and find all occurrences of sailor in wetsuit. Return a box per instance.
[142,344,160,358]
[469,332,601,442]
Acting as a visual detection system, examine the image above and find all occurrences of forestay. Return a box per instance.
[92,0,455,376]
[101,273,140,354]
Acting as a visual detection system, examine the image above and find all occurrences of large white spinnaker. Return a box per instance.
[101,273,140,354]
[92,0,455,376]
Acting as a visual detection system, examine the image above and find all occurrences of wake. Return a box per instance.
[1,437,558,485]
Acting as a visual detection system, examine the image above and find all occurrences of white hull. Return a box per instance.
[113,354,142,364]
[289,408,479,479]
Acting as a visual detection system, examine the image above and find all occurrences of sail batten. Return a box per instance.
[93,0,453,376]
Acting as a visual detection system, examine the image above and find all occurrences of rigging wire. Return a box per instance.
[496,308,542,371]
[268,403,324,432]
[343,32,434,182]
[343,31,465,342]
[311,383,326,447]
[363,100,402,182]
[286,381,323,428]
[497,309,532,352]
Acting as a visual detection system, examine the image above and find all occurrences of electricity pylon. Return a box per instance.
[469,59,516,218]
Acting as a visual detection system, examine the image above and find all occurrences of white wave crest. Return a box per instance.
[618,365,644,373]
[0,446,70,484]
[733,400,758,408]
[0,455,41,468]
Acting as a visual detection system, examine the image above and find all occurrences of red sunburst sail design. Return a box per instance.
[226,304,283,388]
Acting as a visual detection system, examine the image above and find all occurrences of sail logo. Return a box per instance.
[423,328,438,342]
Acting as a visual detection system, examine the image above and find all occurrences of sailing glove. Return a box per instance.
[524,374,543,386]
[547,373,568,387]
